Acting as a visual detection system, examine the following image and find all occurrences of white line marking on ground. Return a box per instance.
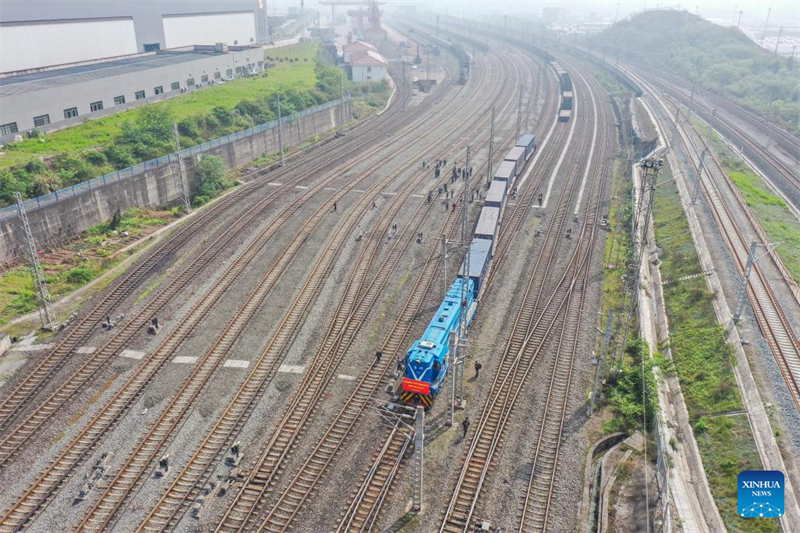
[324,187,337,191]
[573,71,599,215]
[278,364,305,374]
[353,189,366,193]
[516,68,563,194]
[11,343,53,352]
[76,347,96,354]
[337,374,357,381]
[411,194,425,198]
[295,185,309,190]
[172,356,198,364]
[381,191,398,196]
[224,359,250,369]
[268,182,283,186]
[120,350,146,360]
[541,87,579,209]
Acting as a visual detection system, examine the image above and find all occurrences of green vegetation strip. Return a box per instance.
[0,208,176,330]
[0,43,345,205]
[591,10,799,133]
[692,117,800,283]
[653,161,778,533]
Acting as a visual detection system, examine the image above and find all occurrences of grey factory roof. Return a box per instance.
[0,51,223,97]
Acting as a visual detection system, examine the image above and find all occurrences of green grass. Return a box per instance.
[0,43,320,170]
[696,415,780,532]
[692,116,800,283]
[0,207,175,329]
[654,161,776,532]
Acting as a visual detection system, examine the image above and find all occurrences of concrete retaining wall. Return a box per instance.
[0,99,352,263]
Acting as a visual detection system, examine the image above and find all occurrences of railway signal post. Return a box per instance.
[15,192,56,330]
[412,406,424,512]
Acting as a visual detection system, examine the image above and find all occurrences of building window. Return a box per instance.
[214,71,221,79]
[187,78,195,86]
[90,101,104,112]
[0,122,19,136]
[234,40,238,45]
[114,95,126,105]
[226,68,233,77]
[33,114,50,127]
[171,81,180,91]
[201,74,209,83]
[367,67,372,73]
[135,90,146,100]
[64,107,79,119]
[154,86,163,95]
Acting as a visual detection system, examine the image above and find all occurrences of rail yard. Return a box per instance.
[0,3,798,533]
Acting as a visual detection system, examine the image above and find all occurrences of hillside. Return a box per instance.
[589,10,799,132]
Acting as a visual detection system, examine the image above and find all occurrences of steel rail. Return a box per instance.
[0,55,462,532]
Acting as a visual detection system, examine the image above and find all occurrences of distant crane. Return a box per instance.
[319,0,385,33]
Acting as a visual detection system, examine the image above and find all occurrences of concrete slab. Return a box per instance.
[11,343,54,352]
[278,364,305,374]
[224,359,250,369]
[172,356,198,364]
[337,374,356,381]
[119,349,146,360]
[76,346,96,354]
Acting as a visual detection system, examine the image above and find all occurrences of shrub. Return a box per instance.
[104,145,136,169]
[194,155,229,200]
[32,173,63,196]
[694,417,708,435]
[66,267,93,284]
[85,151,107,166]
[0,169,26,204]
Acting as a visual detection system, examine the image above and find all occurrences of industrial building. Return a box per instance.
[0,46,263,138]
[0,1,270,74]
[342,42,388,83]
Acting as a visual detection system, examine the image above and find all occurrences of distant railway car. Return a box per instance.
[562,91,574,110]
[516,134,536,159]
[504,146,526,176]
[559,109,571,123]
[474,206,500,247]
[494,160,516,185]
[400,277,476,406]
[459,239,492,295]
[485,180,507,209]
[559,72,572,92]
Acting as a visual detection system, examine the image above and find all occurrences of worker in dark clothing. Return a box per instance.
[435,167,440,179]
[444,201,449,211]
[444,183,448,194]
[538,193,543,206]
[333,202,337,212]
[372,201,377,210]
[396,357,404,373]
[375,350,382,365]
[427,192,432,204]
[474,360,482,378]
[462,416,470,438]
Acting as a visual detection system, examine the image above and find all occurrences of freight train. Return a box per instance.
[399,133,536,407]
[552,61,573,123]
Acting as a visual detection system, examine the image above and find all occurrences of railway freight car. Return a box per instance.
[504,146,527,176]
[559,109,571,123]
[494,160,516,186]
[516,134,536,159]
[400,277,476,406]
[485,180,507,209]
[474,206,500,248]
[562,90,573,110]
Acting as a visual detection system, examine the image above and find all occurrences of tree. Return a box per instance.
[193,155,228,203]
[0,169,25,204]
[117,105,174,160]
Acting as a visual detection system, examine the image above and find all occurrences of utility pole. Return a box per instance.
[516,86,524,141]
[774,26,783,54]
[412,406,424,512]
[671,105,681,146]
[15,192,56,330]
[441,235,448,298]
[614,2,620,23]
[733,241,758,322]
[426,44,430,85]
[436,14,440,38]
[737,10,744,28]
[277,94,285,166]
[456,146,471,408]
[448,330,457,427]
[589,310,614,417]
[172,121,191,213]
[761,3,772,45]
[691,148,708,205]
[487,107,495,186]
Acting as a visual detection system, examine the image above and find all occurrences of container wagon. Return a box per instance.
[485,180,507,209]
[559,109,571,123]
[516,134,536,159]
[474,206,500,249]
[504,146,527,176]
[494,160,516,186]
[562,90,573,110]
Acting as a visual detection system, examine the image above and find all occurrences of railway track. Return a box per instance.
[0,55,468,531]
[256,52,544,533]
[516,66,611,533]
[75,51,491,532]
[439,57,605,533]
[335,54,568,533]
[210,47,513,533]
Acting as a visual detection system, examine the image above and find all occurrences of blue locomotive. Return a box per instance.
[399,134,535,407]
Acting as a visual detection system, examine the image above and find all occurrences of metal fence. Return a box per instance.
[0,95,351,221]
